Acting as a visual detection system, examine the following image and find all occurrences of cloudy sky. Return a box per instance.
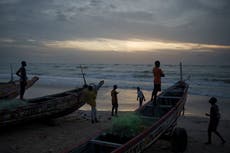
[0,0,230,64]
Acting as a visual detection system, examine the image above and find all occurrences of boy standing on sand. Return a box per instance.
[85,86,98,124]
[16,61,27,100]
[137,87,145,107]
[111,85,119,116]
[151,60,165,104]
[205,97,226,144]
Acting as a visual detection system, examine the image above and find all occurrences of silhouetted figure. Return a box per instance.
[16,61,27,100]
[151,60,165,104]
[111,85,119,116]
[137,87,145,107]
[205,97,226,144]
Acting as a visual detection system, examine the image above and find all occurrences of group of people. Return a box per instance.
[78,60,164,124]
[16,60,226,144]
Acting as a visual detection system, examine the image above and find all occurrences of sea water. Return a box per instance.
[1,63,230,118]
[0,63,229,99]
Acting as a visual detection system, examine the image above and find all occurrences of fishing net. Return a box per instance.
[109,113,145,138]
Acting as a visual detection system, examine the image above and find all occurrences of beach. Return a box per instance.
[0,85,229,153]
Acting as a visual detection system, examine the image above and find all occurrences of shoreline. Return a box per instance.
[24,85,230,120]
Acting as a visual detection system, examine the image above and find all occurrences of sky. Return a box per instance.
[0,0,230,64]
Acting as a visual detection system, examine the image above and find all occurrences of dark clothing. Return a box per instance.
[153,84,161,93]
[111,89,118,105]
[151,84,161,105]
[17,67,27,81]
[111,89,118,116]
[207,104,225,144]
[112,105,118,116]
[208,104,220,131]
[20,81,27,99]
[16,66,27,99]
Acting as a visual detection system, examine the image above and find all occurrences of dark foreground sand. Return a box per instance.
[0,109,229,153]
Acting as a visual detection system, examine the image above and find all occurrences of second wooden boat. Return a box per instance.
[0,76,39,99]
[0,80,104,127]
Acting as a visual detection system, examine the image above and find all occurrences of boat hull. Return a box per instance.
[0,76,39,99]
[0,80,104,127]
[62,81,188,153]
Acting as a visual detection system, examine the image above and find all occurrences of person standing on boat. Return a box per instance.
[85,85,99,124]
[111,85,119,116]
[137,87,145,107]
[16,61,27,100]
[151,60,165,104]
[205,97,226,144]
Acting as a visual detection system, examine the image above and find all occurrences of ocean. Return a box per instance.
[0,63,230,99]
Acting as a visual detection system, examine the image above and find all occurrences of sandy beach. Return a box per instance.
[0,86,229,153]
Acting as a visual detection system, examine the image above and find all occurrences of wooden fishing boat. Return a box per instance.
[0,80,104,127]
[62,80,189,153]
[0,76,39,99]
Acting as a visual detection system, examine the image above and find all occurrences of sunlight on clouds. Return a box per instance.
[44,38,230,52]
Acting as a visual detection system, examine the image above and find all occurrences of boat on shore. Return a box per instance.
[0,76,39,99]
[62,80,189,153]
[0,80,104,127]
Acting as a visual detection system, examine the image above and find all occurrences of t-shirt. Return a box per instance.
[84,89,97,107]
[153,67,164,84]
[210,104,220,120]
[111,89,118,105]
[137,90,144,99]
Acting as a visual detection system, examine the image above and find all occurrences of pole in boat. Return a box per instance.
[180,62,185,116]
[80,65,87,86]
[10,64,14,82]
[180,62,183,81]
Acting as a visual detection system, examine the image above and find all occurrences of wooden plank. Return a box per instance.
[90,140,122,148]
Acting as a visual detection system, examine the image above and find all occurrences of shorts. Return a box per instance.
[153,84,161,94]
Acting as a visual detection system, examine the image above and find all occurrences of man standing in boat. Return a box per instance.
[151,60,165,104]
[16,61,27,100]
[111,85,119,116]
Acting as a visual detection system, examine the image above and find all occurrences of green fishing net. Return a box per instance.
[109,113,145,138]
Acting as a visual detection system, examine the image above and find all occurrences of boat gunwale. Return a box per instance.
[0,88,82,113]
[111,82,188,153]
[60,81,188,153]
